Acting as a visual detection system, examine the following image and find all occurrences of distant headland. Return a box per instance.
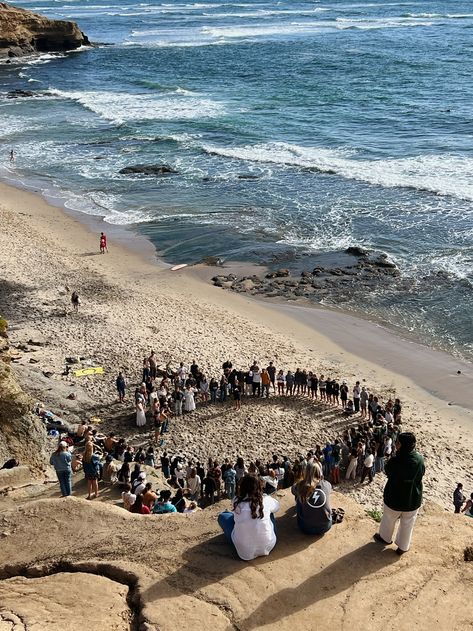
[0,1,89,60]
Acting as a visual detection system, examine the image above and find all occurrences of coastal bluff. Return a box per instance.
[0,493,472,630]
[0,2,89,59]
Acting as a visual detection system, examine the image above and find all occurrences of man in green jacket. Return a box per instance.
[374,432,425,555]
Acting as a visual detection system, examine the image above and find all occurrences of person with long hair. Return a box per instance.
[83,442,101,500]
[130,493,150,515]
[292,461,332,535]
[49,441,72,497]
[218,474,279,561]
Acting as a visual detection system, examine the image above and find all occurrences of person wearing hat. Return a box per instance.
[50,441,73,497]
[132,471,147,495]
[374,432,425,555]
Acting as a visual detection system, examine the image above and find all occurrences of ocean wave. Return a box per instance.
[21,53,66,65]
[47,88,225,123]
[202,142,473,201]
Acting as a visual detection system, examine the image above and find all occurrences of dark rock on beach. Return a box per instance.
[211,246,403,304]
[0,2,90,60]
[119,164,178,176]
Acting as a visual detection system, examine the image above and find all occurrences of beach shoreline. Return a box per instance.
[1,179,473,510]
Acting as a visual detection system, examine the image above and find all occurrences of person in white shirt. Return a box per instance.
[218,474,279,561]
[361,451,374,483]
[132,472,146,495]
[178,362,188,385]
[121,484,136,511]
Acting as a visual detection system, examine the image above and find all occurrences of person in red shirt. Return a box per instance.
[130,494,150,514]
[100,232,108,254]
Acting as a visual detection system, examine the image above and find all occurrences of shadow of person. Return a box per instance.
[141,500,392,619]
[239,542,398,630]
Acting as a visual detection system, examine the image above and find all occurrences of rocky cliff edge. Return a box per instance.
[0,2,89,60]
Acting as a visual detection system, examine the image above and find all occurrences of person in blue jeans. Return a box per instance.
[218,475,279,561]
[223,465,237,500]
[291,461,332,536]
[50,441,73,497]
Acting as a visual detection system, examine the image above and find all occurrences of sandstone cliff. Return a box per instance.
[0,320,47,472]
[0,2,89,59]
[0,493,472,630]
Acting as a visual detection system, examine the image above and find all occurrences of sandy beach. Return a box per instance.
[1,180,472,511]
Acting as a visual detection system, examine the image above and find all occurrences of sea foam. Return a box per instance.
[47,88,225,123]
[203,142,473,201]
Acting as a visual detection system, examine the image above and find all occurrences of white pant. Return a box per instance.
[345,459,357,480]
[379,503,419,551]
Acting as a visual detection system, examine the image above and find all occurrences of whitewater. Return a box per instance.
[0,0,472,359]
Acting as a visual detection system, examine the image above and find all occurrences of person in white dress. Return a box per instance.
[136,400,146,427]
[183,385,196,412]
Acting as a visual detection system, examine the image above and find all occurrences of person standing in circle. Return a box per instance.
[374,432,425,555]
[100,232,108,254]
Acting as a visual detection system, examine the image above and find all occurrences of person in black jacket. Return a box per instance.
[374,432,424,555]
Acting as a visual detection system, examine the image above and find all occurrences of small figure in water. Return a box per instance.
[100,232,108,254]
[9,149,15,163]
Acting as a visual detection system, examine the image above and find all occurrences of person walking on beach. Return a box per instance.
[116,371,126,402]
[100,232,108,254]
[374,432,424,555]
[9,149,15,163]
[71,291,80,312]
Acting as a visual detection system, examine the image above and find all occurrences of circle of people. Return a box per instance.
[48,354,473,561]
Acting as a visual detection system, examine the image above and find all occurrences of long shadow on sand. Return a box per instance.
[141,502,397,628]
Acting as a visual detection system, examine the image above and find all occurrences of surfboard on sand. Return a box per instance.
[170,263,188,271]
[74,367,104,377]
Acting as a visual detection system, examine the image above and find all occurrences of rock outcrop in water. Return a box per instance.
[119,164,179,176]
[211,247,402,302]
[0,2,89,60]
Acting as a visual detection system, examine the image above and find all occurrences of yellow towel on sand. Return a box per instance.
[73,367,104,377]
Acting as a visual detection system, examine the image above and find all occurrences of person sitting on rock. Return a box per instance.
[218,474,279,561]
[152,490,177,514]
[130,494,150,515]
[292,461,332,536]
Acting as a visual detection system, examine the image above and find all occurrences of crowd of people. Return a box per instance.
[118,354,404,441]
[46,353,471,561]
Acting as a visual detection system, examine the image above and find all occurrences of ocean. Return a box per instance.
[1,0,472,360]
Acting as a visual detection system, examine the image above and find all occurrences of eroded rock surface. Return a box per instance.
[0,573,131,630]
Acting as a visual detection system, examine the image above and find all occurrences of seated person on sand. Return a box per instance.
[102,455,118,484]
[261,469,278,495]
[462,493,473,518]
[218,474,280,561]
[343,400,355,416]
[122,483,136,511]
[142,483,158,510]
[130,494,150,515]
[292,461,332,536]
[71,452,83,473]
[152,490,177,514]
